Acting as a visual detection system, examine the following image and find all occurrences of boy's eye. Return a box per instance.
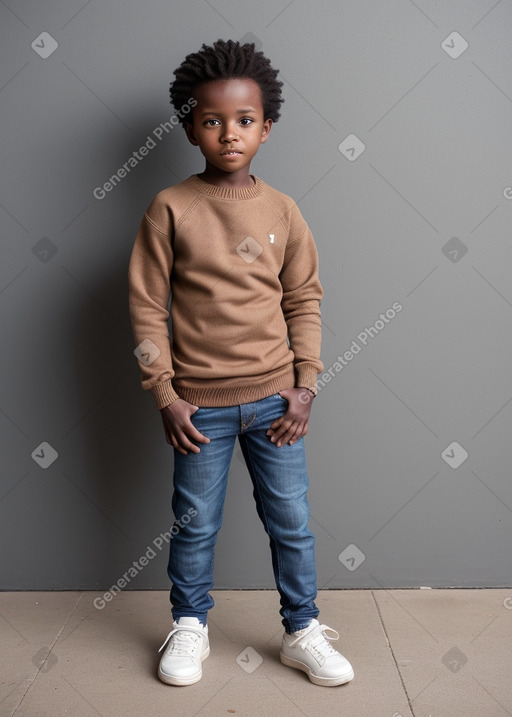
[239,117,254,125]
[204,119,220,126]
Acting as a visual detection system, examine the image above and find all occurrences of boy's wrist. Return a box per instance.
[296,386,316,397]
[295,386,316,406]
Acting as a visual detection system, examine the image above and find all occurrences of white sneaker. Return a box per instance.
[157,617,210,686]
[280,618,354,687]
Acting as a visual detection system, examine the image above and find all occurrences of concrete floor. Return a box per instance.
[1,589,511,717]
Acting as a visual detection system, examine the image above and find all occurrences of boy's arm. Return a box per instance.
[128,209,180,410]
[279,208,324,395]
[266,210,323,447]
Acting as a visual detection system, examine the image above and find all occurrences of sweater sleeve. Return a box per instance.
[280,208,324,395]
[128,209,180,409]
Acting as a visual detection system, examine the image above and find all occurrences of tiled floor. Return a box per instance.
[1,589,511,716]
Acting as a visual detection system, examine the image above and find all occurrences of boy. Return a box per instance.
[128,39,354,688]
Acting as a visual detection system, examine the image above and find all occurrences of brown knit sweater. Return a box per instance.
[128,174,324,409]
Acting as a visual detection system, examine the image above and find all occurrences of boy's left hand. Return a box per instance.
[266,387,314,447]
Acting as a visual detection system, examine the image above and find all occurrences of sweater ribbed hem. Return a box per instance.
[172,364,296,408]
[151,379,181,410]
[185,174,264,200]
[295,364,321,396]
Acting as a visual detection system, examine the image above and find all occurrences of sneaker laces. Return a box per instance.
[289,624,341,666]
[158,625,204,656]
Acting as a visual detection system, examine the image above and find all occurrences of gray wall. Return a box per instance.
[1,0,511,591]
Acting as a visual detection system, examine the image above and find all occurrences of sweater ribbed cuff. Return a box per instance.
[296,365,321,396]
[151,379,180,410]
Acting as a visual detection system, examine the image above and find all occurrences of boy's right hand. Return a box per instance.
[159,399,210,455]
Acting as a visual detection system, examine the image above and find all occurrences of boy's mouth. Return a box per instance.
[220,150,242,156]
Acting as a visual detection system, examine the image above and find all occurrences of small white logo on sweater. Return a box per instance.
[269,234,275,243]
[237,236,263,263]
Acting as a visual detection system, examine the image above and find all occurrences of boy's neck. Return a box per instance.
[196,166,256,189]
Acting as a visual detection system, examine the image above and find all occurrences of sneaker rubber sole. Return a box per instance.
[158,644,210,686]
[280,651,354,687]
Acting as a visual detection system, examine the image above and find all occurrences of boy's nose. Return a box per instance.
[221,123,238,142]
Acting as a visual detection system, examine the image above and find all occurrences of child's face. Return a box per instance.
[185,78,272,178]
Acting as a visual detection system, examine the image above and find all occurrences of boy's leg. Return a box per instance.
[167,404,238,625]
[237,393,320,634]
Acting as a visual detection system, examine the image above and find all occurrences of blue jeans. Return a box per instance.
[167,393,320,634]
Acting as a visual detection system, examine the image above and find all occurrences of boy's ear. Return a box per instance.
[184,121,199,146]
[260,118,273,144]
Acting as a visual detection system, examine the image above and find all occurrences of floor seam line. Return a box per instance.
[11,592,86,715]
[371,589,416,717]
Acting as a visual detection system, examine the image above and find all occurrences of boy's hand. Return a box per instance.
[266,387,315,447]
[160,399,210,455]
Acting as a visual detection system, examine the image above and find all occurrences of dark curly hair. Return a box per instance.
[170,39,284,126]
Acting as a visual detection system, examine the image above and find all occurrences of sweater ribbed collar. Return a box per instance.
[186,173,264,200]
